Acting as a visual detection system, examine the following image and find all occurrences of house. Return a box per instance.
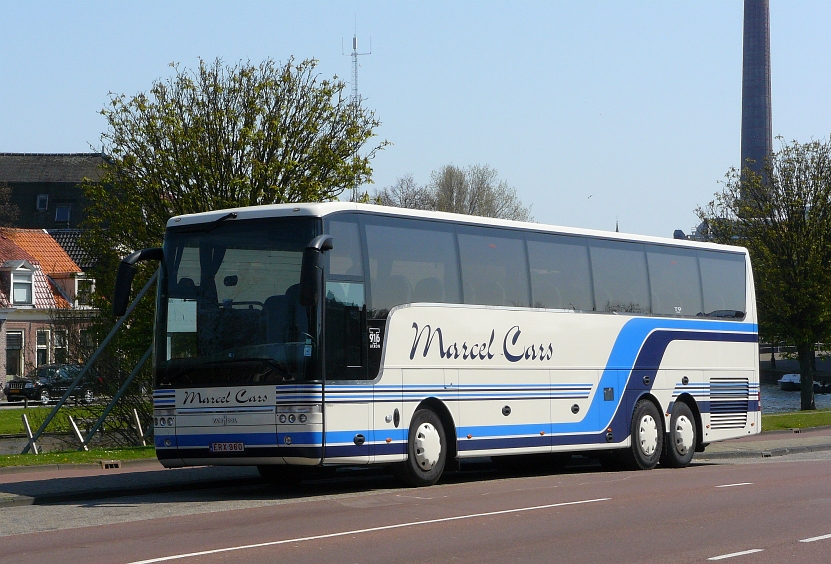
[0,153,105,230]
[0,229,87,394]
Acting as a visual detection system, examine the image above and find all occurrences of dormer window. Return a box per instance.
[12,271,33,305]
[36,194,49,211]
[2,260,37,306]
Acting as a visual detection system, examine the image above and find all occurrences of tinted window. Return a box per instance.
[365,219,461,317]
[589,240,650,314]
[326,219,363,277]
[458,228,530,307]
[646,245,703,317]
[527,234,593,310]
[699,250,746,317]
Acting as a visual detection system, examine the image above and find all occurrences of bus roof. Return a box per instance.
[166,202,747,255]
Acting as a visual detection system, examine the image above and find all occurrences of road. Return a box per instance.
[2,453,831,564]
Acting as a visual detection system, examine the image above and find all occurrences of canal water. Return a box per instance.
[761,382,831,413]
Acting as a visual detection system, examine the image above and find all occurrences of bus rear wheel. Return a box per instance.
[621,399,663,470]
[662,402,696,468]
[395,408,446,487]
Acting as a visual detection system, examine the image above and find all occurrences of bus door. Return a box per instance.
[321,280,372,464]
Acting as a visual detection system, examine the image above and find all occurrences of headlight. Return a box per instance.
[25,382,34,389]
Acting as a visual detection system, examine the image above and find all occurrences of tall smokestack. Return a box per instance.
[741,0,772,177]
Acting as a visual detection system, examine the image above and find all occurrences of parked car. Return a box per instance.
[3,364,99,405]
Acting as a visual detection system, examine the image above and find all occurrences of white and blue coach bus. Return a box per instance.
[114,203,759,486]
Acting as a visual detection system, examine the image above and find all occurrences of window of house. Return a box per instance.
[36,330,50,366]
[36,194,49,211]
[55,205,71,223]
[6,332,23,376]
[12,272,33,305]
[77,278,94,306]
[54,331,68,364]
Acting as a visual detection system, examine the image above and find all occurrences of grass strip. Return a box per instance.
[762,409,831,431]
[0,446,156,468]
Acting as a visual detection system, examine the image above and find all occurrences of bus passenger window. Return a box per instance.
[527,235,593,311]
[365,221,460,317]
[699,251,746,318]
[458,229,530,307]
[646,246,703,317]
[589,240,650,314]
[327,220,364,277]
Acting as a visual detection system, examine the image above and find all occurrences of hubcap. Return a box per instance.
[638,414,658,456]
[413,422,442,471]
[674,415,694,455]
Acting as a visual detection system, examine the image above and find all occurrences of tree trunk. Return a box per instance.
[797,342,816,411]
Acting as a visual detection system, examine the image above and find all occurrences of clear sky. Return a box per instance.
[1,1,829,238]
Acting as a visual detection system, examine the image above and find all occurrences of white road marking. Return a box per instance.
[800,533,831,543]
[126,497,611,564]
[715,482,753,488]
[708,549,764,560]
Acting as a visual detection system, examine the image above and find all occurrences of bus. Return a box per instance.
[114,203,760,486]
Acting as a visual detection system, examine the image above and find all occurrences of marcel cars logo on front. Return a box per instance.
[181,389,270,406]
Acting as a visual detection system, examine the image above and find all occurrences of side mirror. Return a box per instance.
[113,247,163,316]
[299,235,333,307]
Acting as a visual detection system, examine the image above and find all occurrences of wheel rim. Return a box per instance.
[674,415,694,455]
[40,391,49,405]
[84,390,93,403]
[638,414,658,456]
[413,422,442,471]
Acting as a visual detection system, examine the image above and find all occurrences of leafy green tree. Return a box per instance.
[697,137,831,410]
[75,57,386,441]
[375,164,533,222]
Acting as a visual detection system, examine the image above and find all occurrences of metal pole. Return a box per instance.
[68,416,88,451]
[133,408,146,447]
[81,346,153,449]
[22,413,39,455]
[22,270,158,454]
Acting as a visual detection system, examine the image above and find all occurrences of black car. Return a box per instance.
[4,364,98,405]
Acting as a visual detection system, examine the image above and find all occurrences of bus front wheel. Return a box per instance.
[622,399,663,470]
[662,402,696,468]
[395,408,446,487]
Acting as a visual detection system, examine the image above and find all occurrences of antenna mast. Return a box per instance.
[343,24,371,202]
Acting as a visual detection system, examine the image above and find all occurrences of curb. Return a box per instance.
[698,442,831,460]
[0,457,160,476]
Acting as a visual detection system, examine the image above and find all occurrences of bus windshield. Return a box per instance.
[155,217,319,388]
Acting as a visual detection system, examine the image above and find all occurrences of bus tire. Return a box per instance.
[662,402,696,468]
[622,399,663,470]
[257,464,304,487]
[395,408,447,487]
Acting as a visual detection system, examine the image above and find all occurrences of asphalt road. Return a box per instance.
[2,453,831,564]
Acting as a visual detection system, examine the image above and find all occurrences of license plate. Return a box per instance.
[8,389,19,394]
[210,442,244,453]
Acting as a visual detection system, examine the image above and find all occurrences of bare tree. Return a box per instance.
[376,164,533,222]
[375,174,435,209]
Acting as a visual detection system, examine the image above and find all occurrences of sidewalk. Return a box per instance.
[697,425,831,460]
[1,427,830,508]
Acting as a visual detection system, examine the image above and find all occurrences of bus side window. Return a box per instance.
[365,220,460,317]
[327,220,364,277]
[589,240,650,314]
[527,235,593,311]
[646,245,703,317]
[458,228,530,307]
[698,251,746,318]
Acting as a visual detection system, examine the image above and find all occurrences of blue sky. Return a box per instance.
[1,1,829,238]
